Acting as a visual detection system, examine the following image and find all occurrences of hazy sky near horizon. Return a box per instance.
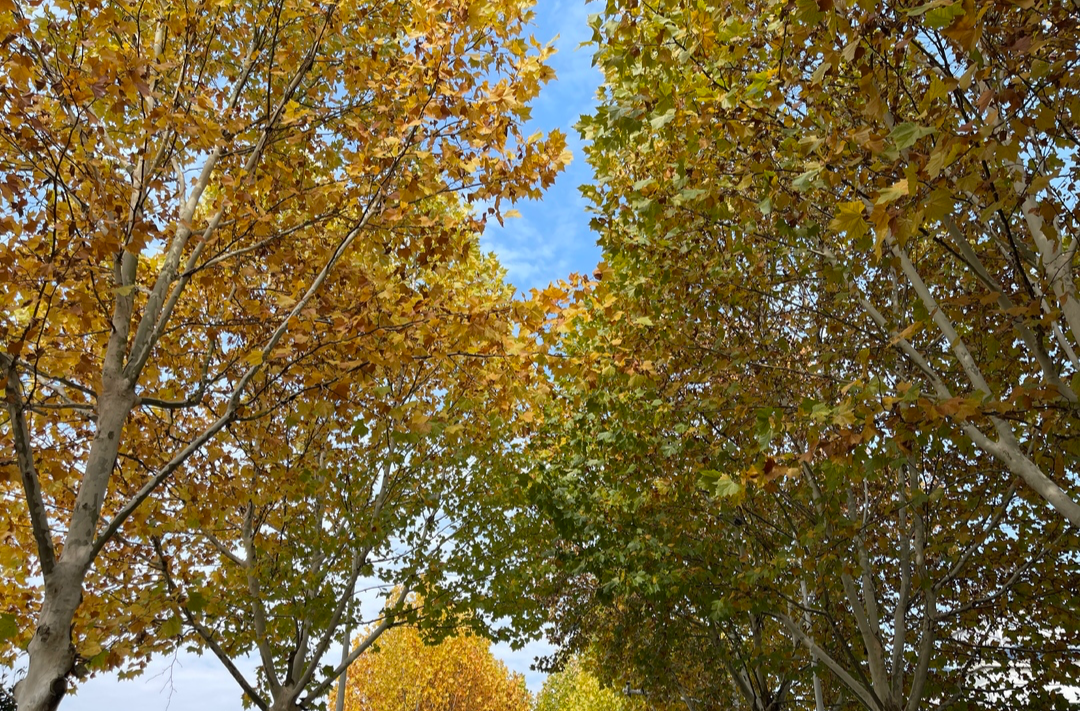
[56,2,602,709]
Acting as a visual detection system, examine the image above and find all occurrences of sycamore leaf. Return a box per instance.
[876,179,910,205]
[698,471,744,499]
[186,591,208,614]
[650,109,677,129]
[923,188,955,223]
[0,613,16,642]
[792,164,824,192]
[160,615,182,638]
[890,123,936,150]
[830,201,870,241]
[924,2,966,29]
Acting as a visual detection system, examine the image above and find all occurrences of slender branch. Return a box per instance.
[934,480,1017,592]
[821,242,1080,527]
[840,571,888,700]
[93,104,410,555]
[137,336,217,410]
[775,613,880,710]
[905,462,933,711]
[5,359,98,400]
[295,442,397,696]
[151,536,269,711]
[2,355,56,576]
[936,529,1065,620]
[1010,161,1080,351]
[890,468,911,700]
[242,502,283,696]
[886,234,993,398]
[941,216,1076,403]
[199,528,245,568]
[121,27,265,383]
[301,584,414,704]
[183,211,344,277]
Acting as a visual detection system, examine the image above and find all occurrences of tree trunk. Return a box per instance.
[15,382,134,711]
[13,564,85,711]
[270,686,300,711]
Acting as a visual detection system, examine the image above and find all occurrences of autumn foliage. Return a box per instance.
[535,657,643,711]
[0,0,564,708]
[520,0,1080,709]
[4,0,1080,709]
[340,620,531,711]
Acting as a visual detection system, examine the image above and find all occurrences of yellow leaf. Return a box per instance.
[829,201,870,241]
[876,178,910,205]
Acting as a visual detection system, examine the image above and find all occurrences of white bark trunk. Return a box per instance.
[14,565,84,711]
[269,686,300,711]
[16,379,135,711]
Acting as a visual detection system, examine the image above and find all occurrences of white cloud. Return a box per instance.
[480,0,603,295]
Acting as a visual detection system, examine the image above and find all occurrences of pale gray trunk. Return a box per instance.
[269,686,300,711]
[13,565,83,711]
[15,383,135,711]
[334,619,351,711]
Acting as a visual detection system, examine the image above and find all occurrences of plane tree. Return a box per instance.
[0,0,566,708]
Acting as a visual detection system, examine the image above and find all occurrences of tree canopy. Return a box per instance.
[518,0,1080,709]
[535,657,644,711]
[0,0,564,708]
[4,0,1080,709]
[339,614,531,711]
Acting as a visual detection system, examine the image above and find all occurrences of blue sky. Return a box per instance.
[481,0,602,295]
[59,2,600,708]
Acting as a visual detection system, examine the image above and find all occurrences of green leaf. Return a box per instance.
[890,122,936,150]
[698,469,743,499]
[633,316,654,327]
[0,613,17,642]
[924,2,965,29]
[160,615,182,638]
[186,590,208,614]
[709,597,734,620]
[755,408,777,451]
[649,109,676,129]
[679,187,707,202]
[792,163,824,192]
[87,649,110,671]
